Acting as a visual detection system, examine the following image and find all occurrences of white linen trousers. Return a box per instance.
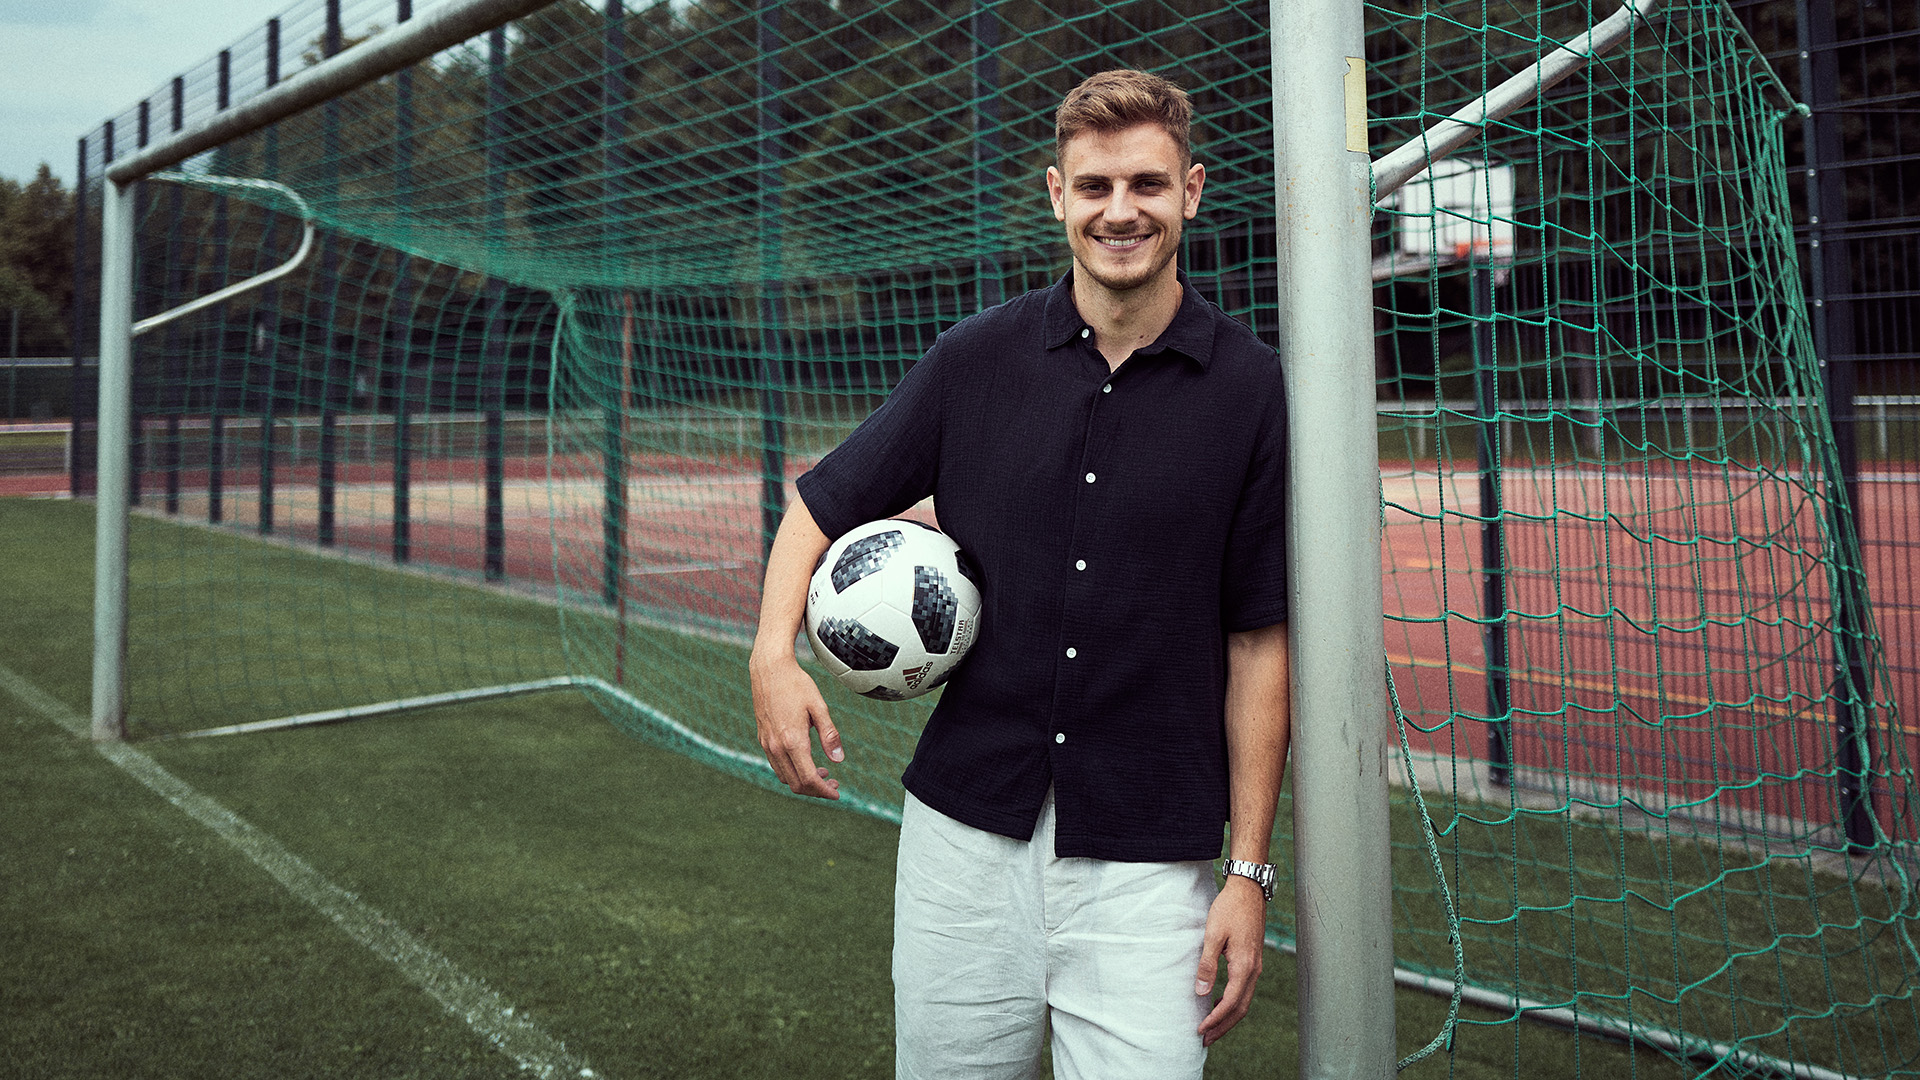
[893,789,1216,1080]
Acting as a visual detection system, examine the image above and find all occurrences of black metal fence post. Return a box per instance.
[317,0,344,549]
[393,0,415,565]
[483,25,507,582]
[1797,0,1877,852]
[602,0,629,608]
[755,0,787,569]
[259,17,281,536]
[163,76,185,517]
[209,49,231,524]
[1475,261,1513,786]
[70,135,90,497]
[131,100,148,510]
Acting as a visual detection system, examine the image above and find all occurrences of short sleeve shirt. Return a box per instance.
[796,272,1288,862]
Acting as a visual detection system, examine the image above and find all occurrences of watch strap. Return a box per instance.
[1222,858,1276,902]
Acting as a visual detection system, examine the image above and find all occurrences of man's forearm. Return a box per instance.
[750,493,846,799]
[751,494,830,664]
[1224,621,1291,864]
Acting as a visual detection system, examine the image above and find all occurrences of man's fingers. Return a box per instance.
[1198,968,1251,1045]
[777,737,838,799]
[750,657,843,799]
[1194,933,1222,997]
[1198,943,1263,1045]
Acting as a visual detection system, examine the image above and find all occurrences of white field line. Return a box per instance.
[0,663,601,1080]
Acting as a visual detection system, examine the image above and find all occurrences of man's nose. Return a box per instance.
[1102,186,1139,223]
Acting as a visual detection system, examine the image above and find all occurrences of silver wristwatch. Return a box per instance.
[1222,858,1277,901]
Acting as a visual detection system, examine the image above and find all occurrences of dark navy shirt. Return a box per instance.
[796,272,1288,861]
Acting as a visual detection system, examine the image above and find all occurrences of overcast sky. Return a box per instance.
[0,0,446,188]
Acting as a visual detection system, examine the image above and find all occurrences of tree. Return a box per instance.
[0,163,76,354]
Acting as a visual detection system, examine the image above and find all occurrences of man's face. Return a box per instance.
[1047,123,1205,298]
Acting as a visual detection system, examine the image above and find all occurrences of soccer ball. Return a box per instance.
[804,518,982,701]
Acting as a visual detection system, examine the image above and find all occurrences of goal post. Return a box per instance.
[91,176,135,743]
[1270,1,1399,1075]
[88,0,559,743]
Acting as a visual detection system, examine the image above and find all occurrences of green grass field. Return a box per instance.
[0,495,1825,1079]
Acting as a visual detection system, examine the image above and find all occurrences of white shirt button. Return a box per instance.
[1084,472,1096,483]
[1079,328,1090,339]
[1102,383,1113,394]
[1066,647,1078,658]
[1055,732,1067,744]
[1075,559,1087,571]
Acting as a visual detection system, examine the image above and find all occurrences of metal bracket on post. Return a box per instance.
[132,174,315,339]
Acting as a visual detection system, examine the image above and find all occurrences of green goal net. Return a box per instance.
[86,0,1919,1074]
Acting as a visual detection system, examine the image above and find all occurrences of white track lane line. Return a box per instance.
[0,664,601,1080]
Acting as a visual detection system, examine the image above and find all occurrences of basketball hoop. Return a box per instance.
[1387,158,1516,270]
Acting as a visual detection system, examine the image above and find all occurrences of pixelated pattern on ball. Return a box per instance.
[911,566,959,653]
[954,548,982,589]
[831,529,903,593]
[814,616,900,672]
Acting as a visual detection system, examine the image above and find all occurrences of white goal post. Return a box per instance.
[89,0,557,744]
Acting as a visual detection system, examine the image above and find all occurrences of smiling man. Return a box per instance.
[749,69,1292,1079]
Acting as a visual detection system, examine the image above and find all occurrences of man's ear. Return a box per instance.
[1047,165,1067,222]
[1184,162,1207,220]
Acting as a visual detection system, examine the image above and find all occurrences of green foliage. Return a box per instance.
[0,163,75,353]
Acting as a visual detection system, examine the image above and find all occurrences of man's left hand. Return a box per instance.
[1195,874,1267,1046]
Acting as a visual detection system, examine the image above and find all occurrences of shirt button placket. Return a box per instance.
[1059,353,1103,773]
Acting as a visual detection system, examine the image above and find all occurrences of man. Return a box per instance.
[749,69,1290,1079]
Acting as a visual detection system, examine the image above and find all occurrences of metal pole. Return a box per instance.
[7,308,17,419]
[1271,3,1397,1075]
[602,0,629,611]
[260,17,281,537]
[164,77,185,517]
[1474,262,1513,785]
[131,102,149,510]
[755,0,787,569]
[104,0,559,187]
[483,26,507,583]
[393,0,416,564]
[1370,0,1662,201]
[70,135,90,497]
[317,0,344,549]
[92,176,136,743]
[1797,0,1875,852]
[210,49,232,524]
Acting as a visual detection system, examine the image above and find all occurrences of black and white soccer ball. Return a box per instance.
[804,519,982,701]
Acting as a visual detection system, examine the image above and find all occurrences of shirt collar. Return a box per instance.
[1041,269,1217,370]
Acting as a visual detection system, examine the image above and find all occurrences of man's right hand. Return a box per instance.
[750,651,844,800]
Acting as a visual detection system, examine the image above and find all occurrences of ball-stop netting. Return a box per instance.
[91,0,1919,1074]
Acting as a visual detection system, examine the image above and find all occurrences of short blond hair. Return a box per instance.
[1054,69,1194,167]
